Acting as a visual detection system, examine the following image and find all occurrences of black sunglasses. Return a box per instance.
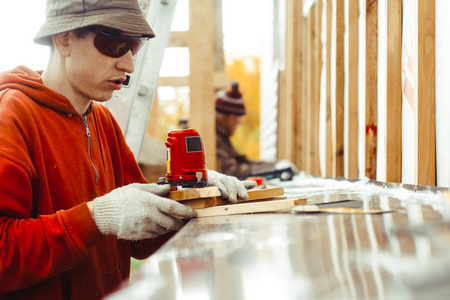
[89,28,149,58]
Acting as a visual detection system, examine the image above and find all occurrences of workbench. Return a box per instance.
[108,176,450,300]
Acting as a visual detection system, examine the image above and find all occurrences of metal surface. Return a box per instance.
[108,177,450,300]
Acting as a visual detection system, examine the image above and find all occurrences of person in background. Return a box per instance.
[215,81,297,180]
[0,1,255,299]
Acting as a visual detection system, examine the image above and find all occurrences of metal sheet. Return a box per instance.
[108,178,450,300]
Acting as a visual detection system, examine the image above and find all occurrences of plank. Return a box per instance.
[195,198,306,218]
[334,0,345,177]
[300,14,309,172]
[385,0,402,183]
[306,11,315,175]
[170,186,284,206]
[314,0,322,177]
[365,0,378,180]
[415,0,436,186]
[188,0,216,170]
[345,0,359,179]
[182,196,288,210]
[325,0,333,177]
[292,205,393,214]
[168,186,222,201]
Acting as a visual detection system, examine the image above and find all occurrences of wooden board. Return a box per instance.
[292,205,394,215]
[195,198,306,218]
[345,0,359,179]
[416,0,436,186]
[175,187,286,209]
[365,0,378,180]
[385,0,402,183]
[168,186,222,201]
[181,196,287,210]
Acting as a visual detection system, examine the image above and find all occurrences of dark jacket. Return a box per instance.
[216,124,275,180]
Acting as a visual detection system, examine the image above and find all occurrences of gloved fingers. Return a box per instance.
[236,186,250,201]
[222,177,238,203]
[152,213,187,232]
[242,180,257,190]
[209,179,229,199]
[134,183,171,196]
[152,196,197,219]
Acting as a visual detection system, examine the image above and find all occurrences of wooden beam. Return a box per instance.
[325,0,333,177]
[194,197,306,218]
[176,187,286,209]
[189,0,216,170]
[385,0,402,183]
[158,72,228,88]
[415,0,436,185]
[284,0,302,165]
[167,31,188,48]
[365,0,378,180]
[345,0,359,179]
[334,0,345,177]
[307,8,316,175]
[314,0,323,176]
[300,15,309,172]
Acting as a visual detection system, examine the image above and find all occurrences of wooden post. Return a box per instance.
[314,0,323,176]
[306,11,315,175]
[300,15,309,172]
[385,0,402,183]
[325,0,334,178]
[189,0,216,170]
[334,0,345,177]
[365,0,378,180]
[285,0,303,168]
[415,0,436,185]
[345,0,359,179]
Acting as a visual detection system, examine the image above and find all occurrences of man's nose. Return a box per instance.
[116,50,135,74]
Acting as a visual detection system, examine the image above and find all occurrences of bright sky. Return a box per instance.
[0,0,267,72]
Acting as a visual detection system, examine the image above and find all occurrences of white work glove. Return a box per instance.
[93,183,196,241]
[207,170,257,203]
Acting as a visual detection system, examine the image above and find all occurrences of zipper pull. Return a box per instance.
[82,115,90,137]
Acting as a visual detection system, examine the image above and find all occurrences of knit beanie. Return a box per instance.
[215,81,246,116]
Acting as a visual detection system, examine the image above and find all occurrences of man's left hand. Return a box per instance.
[207,170,256,203]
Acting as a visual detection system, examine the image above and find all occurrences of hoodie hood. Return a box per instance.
[0,66,78,114]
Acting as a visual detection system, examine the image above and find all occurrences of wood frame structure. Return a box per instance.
[277,0,438,186]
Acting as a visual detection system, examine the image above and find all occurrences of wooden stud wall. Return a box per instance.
[281,0,438,186]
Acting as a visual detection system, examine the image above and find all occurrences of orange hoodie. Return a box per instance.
[0,66,170,299]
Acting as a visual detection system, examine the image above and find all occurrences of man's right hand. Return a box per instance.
[91,183,196,240]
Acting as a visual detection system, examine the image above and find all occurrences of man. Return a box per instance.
[215,81,278,179]
[0,1,255,299]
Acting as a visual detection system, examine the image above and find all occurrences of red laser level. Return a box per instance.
[157,129,208,188]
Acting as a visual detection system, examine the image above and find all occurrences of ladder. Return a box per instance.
[105,0,178,160]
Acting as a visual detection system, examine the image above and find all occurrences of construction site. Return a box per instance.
[1,0,450,299]
[105,0,450,299]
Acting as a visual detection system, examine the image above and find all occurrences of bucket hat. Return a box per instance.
[34,0,155,45]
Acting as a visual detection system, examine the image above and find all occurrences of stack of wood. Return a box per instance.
[167,186,306,218]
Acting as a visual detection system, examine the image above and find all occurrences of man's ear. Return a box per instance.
[51,32,71,57]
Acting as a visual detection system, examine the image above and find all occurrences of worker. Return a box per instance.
[215,81,297,180]
[0,1,255,299]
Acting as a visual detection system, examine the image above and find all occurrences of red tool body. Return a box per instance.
[158,129,208,188]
